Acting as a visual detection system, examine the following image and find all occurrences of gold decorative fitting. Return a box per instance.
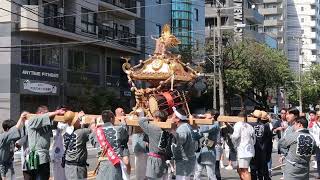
[122,24,198,117]
[123,24,197,85]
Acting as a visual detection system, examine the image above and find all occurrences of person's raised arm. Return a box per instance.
[138,117,158,136]
[47,109,66,119]
[15,112,28,129]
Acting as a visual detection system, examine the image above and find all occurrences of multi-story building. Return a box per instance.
[259,0,286,50]
[205,0,265,42]
[0,0,142,120]
[286,0,320,72]
[260,0,320,72]
[205,0,265,114]
[144,0,205,56]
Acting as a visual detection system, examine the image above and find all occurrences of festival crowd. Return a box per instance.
[0,105,319,180]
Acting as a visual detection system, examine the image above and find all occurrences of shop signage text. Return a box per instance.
[20,79,59,95]
[22,70,59,79]
[234,0,243,39]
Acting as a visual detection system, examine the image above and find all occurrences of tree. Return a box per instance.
[222,40,293,109]
[288,65,320,109]
[67,87,122,114]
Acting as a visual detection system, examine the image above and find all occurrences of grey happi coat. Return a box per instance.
[279,128,315,180]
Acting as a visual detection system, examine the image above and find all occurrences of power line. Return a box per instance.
[3,1,276,51]
[0,3,208,52]
[39,1,204,20]
[6,0,207,37]
[7,0,86,33]
[0,0,61,18]
[0,28,207,49]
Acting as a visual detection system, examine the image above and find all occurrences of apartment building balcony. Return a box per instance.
[309,21,317,27]
[303,43,317,50]
[98,25,137,48]
[307,32,317,39]
[251,0,263,4]
[265,30,283,38]
[19,5,139,54]
[244,8,264,24]
[308,9,317,16]
[243,29,264,42]
[20,5,76,33]
[205,26,234,38]
[205,4,233,18]
[263,0,282,3]
[264,19,283,26]
[259,7,282,15]
[99,0,139,19]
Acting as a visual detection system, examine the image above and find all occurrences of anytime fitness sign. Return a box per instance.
[234,0,243,39]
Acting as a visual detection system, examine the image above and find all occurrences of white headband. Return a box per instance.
[172,107,188,120]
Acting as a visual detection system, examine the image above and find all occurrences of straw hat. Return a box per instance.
[251,110,262,118]
[260,111,269,121]
[64,111,79,126]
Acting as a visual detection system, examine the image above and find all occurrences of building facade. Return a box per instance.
[0,0,142,120]
[205,0,264,42]
[286,0,320,72]
[144,0,205,56]
[205,0,265,114]
[259,0,286,50]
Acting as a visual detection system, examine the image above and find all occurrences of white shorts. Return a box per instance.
[238,158,251,169]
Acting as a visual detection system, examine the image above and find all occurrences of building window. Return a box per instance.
[156,24,161,37]
[21,41,40,65]
[301,18,304,22]
[43,2,58,28]
[194,8,199,21]
[301,6,304,11]
[68,50,84,71]
[68,49,100,73]
[113,23,118,36]
[312,39,316,44]
[81,8,96,34]
[42,47,61,68]
[120,25,130,32]
[21,40,61,68]
[312,50,317,55]
[106,57,112,76]
[27,0,38,5]
[312,27,316,32]
[85,53,100,73]
[105,57,120,76]
[156,0,161,4]
[205,17,228,27]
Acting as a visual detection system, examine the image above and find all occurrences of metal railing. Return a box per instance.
[44,13,76,33]
[98,25,137,47]
[100,0,136,13]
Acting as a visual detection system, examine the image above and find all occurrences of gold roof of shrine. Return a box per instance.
[122,25,198,83]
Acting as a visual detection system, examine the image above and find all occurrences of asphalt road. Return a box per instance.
[12,148,319,180]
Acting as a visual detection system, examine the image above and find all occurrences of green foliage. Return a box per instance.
[288,65,320,108]
[67,87,121,114]
[221,40,293,108]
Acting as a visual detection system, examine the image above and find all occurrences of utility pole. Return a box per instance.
[213,29,217,110]
[216,2,224,115]
[298,37,303,112]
